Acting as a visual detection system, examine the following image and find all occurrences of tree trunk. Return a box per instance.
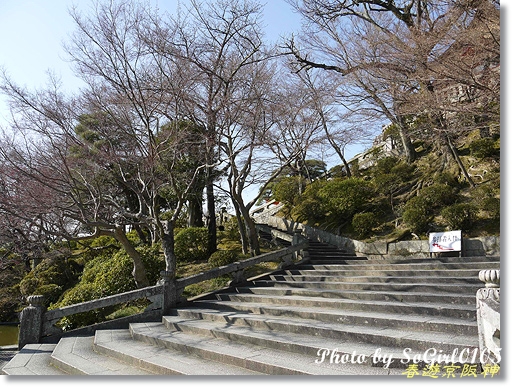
[239,201,260,256]
[161,220,177,278]
[232,200,250,254]
[133,224,149,245]
[445,133,476,187]
[114,226,149,288]
[397,117,416,163]
[320,112,352,177]
[205,169,217,256]
[187,195,204,227]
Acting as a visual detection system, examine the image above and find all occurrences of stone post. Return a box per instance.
[292,229,309,263]
[18,295,46,350]
[476,269,500,366]
[228,263,246,286]
[292,230,302,246]
[160,271,178,315]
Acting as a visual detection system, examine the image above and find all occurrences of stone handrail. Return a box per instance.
[17,235,308,349]
[176,240,307,290]
[259,214,500,258]
[42,284,164,337]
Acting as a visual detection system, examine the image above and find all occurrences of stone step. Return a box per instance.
[281,268,487,277]
[93,329,262,375]
[307,258,363,263]
[307,254,360,259]
[162,313,477,358]
[195,293,476,320]
[233,286,477,305]
[297,262,500,271]
[129,322,404,374]
[251,280,482,294]
[1,344,65,375]
[50,336,154,375]
[2,221,498,376]
[308,248,356,253]
[331,256,499,264]
[171,305,478,337]
[268,274,481,284]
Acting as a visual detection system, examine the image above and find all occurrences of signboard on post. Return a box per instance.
[429,230,462,256]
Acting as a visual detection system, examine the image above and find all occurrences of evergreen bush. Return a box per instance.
[469,137,498,159]
[419,184,458,208]
[317,178,374,219]
[290,180,327,223]
[51,243,164,329]
[441,203,478,231]
[402,196,433,233]
[272,176,306,206]
[482,197,500,219]
[208,250,239,268]
[352,212,378,238]
[291,197,325,223]
[174,227,210,262]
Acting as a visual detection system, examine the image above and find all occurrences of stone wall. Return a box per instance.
[262,215,500,258]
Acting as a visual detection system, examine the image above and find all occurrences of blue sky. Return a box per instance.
[0,0,507,197]
[0,0,302,124]
[0,0,306,205]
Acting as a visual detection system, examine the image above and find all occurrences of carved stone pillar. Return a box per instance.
[160,271,177,315]
[476,269,500,366]
[18,295,46,350]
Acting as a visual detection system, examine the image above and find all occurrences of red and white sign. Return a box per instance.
[429,230,462,253]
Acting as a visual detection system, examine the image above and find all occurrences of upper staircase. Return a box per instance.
[1,228,499,376]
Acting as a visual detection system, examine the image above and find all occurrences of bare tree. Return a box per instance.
[0,1,210,285]
[144,0,275,255]
[284,0,500,173]
[217,59,320,255]
[288,68,378,177]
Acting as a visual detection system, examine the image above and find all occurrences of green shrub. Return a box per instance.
[469,138,498,159]
[34,284,63,305]
[174,227,210,262]
[441,203,478,231]
[289,179,327,222]
[482,197,500,219]
[434,172,459,187]
[54,282,106,329]
[291,197,325,223]
[402,196,433,233]
[77,236,120,264]
[221,217,241,241]
[208,250,239,268]
[272,176,307,206]
[419,184,458,208]
[470,184,500,220]
[80,245,164,295]
[19,276,39,297]
[0,286,22,322]
[352,212,378,238]
[51,243,164,329]
[317,178,374,219]
[18,250,79,307]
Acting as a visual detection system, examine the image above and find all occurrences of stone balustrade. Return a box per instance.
[17,237,309,350]
[261,215,500,258]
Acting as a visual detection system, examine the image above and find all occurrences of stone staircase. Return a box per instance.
[1,231,500,376]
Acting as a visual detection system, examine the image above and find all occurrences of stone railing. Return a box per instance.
[17,235,308,350]
[260,215,500,258]
[476,269,500,366]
